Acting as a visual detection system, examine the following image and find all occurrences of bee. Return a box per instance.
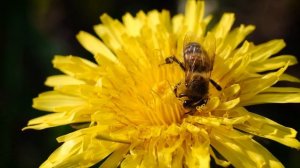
[164,41,222,113]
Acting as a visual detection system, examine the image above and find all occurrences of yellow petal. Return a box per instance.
[76,31,118,63]
[197,96,220,112]
[140,140,159,168]
[279,73,300,83]
[54,84,101,99]
[33,91,86,112]
[223,24,255,51]
[122,12,143,36]
[186,114,249,127]
[52,55,102,82]
[219,45,251,85]
[157,139,180,167]
[45,75,85,87]
[209,147,230,167]
[94,24,122,56]
[241,93,300,106]
[41,136,119,168]
[171,148,184,168]
[240,65,287,101]
[185,134,210,168]
[99,14,127,47]
[222,84,240,99]
[250,39,285,62]
[263,87,300,93]
[217,97,240,110]
[184,0,205,34]
[23,107,90,130]
[172,14,184,35]
[99,145,129,168]
[121,154,143,168]
[211,13,235,39]
[250,55,297,72]
[234,108,300,149]
[210,127,284,168]
[56,127,107,143]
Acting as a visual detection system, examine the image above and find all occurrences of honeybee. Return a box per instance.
[164,41,222,113]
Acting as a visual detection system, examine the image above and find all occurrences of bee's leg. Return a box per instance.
[174,82,182,97]
[209,79,222,91]
[191,98,207,107]
[165,56,185,71]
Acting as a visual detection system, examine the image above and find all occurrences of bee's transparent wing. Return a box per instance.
[182,33,195,82]
[203,33,217,78]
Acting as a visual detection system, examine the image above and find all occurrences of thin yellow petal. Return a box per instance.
[40,136,118,168]
[122,12,143,36]
[76,31,118,63]
[211,13,235,39]
[99,14,126,47]
[121,154,143,168]
[250,39,286,62]
[222,84,240,98]
[171,148,184,168]
[172,14,184,35]
[33,91,86,112]
[263,87,300,93]
[45,75,85,87]
[211,127,284,168]
[100,145,129,168]
[197,96,220,112]
[184,0,205,33]
[240,65,287,101]
[209,147,230,167]
[94,24,122,54]
[52,55,103,82]
[217,97,240,110]
[54,84,101,99]
[186,115,249,127]
[185,134,210,168]
[223,24,255,51]
[241,93,300,106]
[250,55,297,72]
[234,108,300,149]
[219,44,251,85]
[23,107,90,130]
[279,73,300,83]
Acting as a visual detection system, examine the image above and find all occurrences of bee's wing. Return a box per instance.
[182,34,194,82]
[183,33,193,49]
[185,52,211,75]
[207,49,215,78]
[204,33,217,77]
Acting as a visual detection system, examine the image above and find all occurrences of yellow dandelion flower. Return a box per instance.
[24,0,300,167]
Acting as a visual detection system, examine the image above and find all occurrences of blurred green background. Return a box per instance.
[1,0,299,167]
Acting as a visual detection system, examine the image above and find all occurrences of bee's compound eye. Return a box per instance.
[183,100,191,108]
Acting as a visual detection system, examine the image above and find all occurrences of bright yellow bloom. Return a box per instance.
[24,0,300,167]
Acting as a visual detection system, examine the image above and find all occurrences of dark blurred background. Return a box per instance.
[1,0,299,167]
